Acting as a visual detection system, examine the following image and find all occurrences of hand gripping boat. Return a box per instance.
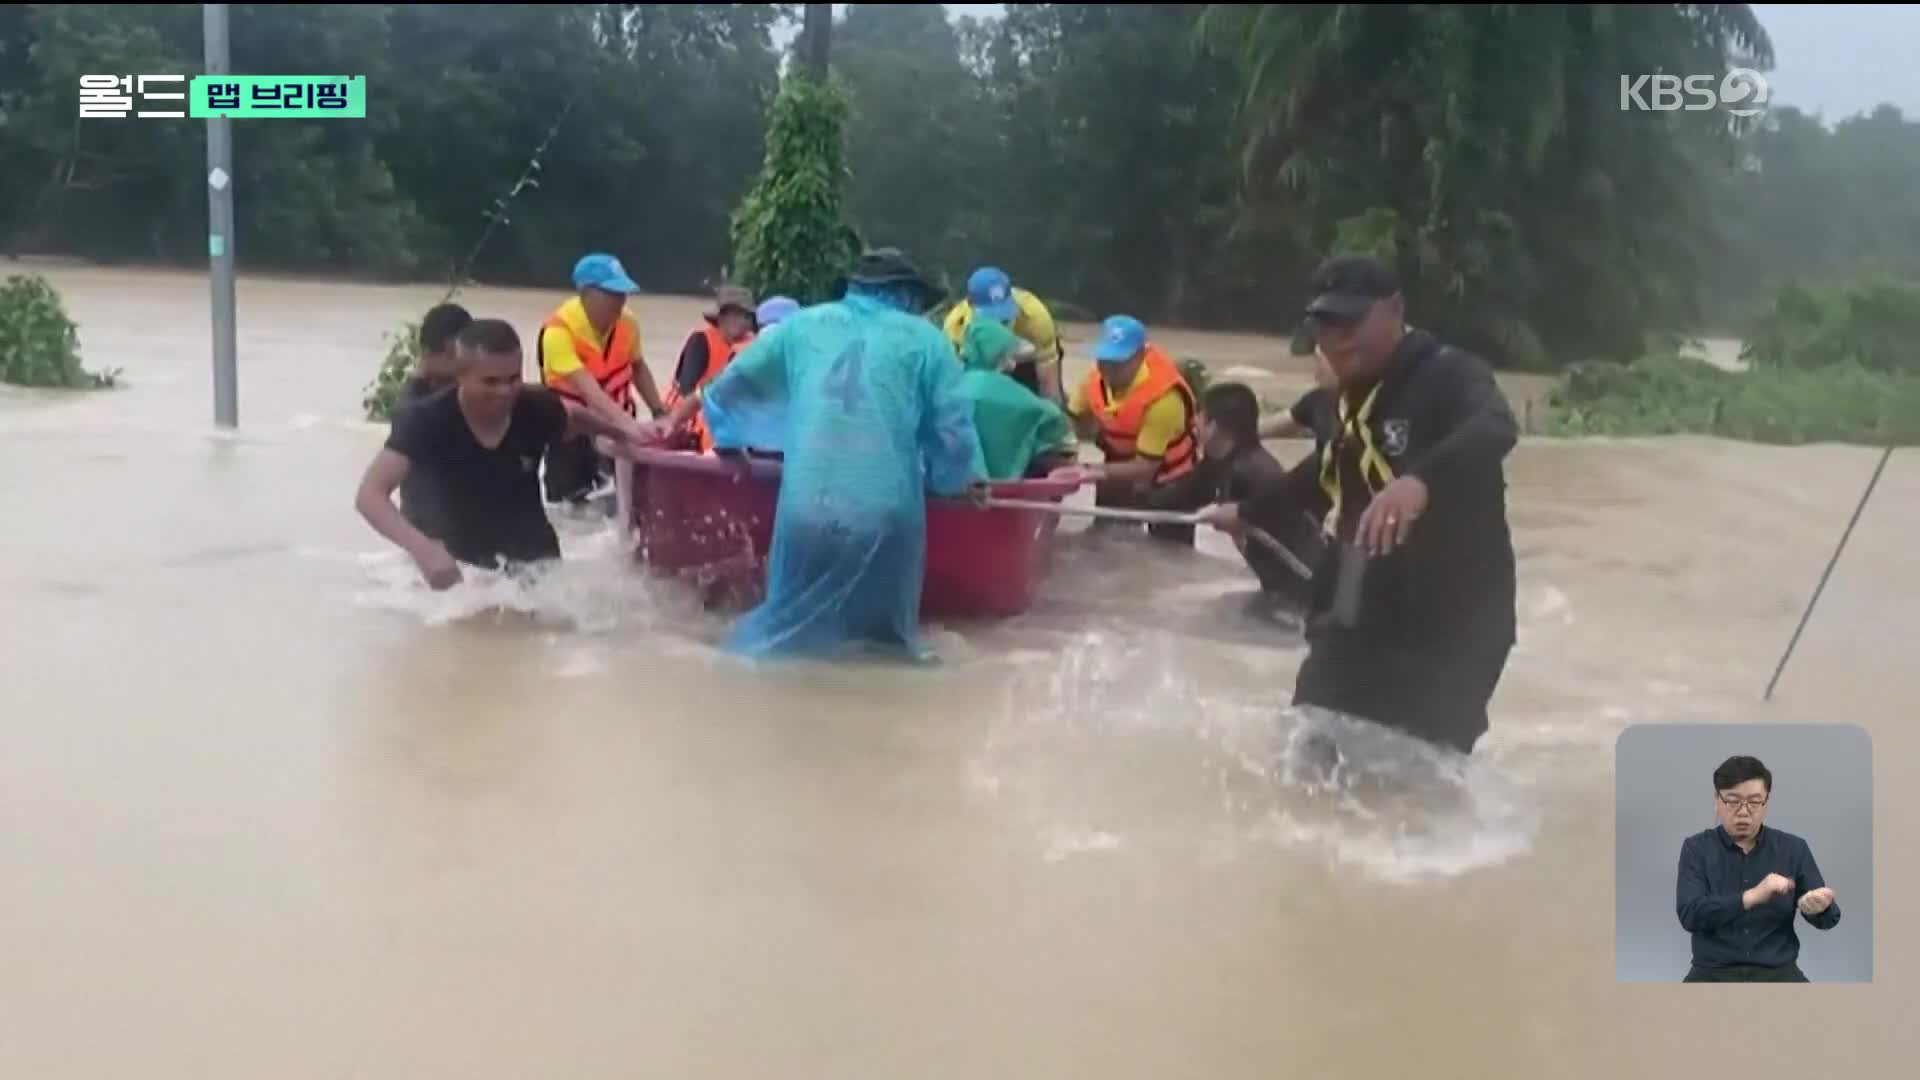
[601,444,1082,619]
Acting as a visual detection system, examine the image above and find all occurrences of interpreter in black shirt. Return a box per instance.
[1199,254,1519,755]
[355,318,655,589]
[392,302,473,538]
[1151,382,1322,612]
[1676,755,1841,983]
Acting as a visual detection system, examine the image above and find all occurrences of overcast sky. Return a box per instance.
[1748,4,1920,119]
[796,4,1920,122]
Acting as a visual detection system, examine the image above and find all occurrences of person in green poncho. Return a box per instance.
[956,315,1079,480]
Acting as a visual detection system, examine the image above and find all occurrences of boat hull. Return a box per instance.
[608,447,1079,619]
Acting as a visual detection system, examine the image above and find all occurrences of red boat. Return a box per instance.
[603,445,1082,619]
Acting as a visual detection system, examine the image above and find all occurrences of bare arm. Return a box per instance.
[563,369,640,430]
[1034,349,1062,403]
[630,353,666,418]
[562,401,645,445]
[661,392,701,433]
[1098,456,1161,489]
[354,449,441,563]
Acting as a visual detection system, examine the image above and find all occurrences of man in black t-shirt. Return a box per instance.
[355,318,655,588]
[393,302,472,538]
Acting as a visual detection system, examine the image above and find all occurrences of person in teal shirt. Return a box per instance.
[956,316,1078,480]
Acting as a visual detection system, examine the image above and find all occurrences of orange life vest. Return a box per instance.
[1081,344,1198,484]
[539,307,639,415]
[663,323,752,452]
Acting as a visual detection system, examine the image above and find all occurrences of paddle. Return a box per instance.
[973,496,1315,582]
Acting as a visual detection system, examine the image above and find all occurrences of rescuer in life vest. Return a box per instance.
[536,252,667,506]
[1066,314,1201,545]
[660,285,757,452]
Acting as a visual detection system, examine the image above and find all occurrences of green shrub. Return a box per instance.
[1742,274,1920,375]
[360,318,422,422]
[1546,351,1920,445]
[0,274,118,389]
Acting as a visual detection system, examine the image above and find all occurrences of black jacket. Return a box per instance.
[1240,330,1518,653]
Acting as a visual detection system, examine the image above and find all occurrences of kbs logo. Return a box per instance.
[1619,68,1770,117]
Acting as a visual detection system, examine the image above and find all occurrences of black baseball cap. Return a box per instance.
[1305,254,1400,324]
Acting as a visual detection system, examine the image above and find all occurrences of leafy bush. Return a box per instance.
[730,76,863,304]
[1742,274,1920,374]
[361,319,422,422]
[1546,351,1920,445]
[0,274,118,388]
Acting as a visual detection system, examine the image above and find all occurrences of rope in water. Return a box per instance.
[1763,445,1896,701]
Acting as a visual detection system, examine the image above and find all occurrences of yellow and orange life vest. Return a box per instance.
[539,308,640,415]
[1080,344,1198,484]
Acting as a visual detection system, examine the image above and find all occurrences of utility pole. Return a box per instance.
[204,3,238,428]
[802,4,831,81]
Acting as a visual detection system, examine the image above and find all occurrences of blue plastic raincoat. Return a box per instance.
[699,290,983,660]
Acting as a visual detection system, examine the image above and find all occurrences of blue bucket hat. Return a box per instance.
[966,266,1018,323]
[571,253,640,295]
[1092,315,1148,363]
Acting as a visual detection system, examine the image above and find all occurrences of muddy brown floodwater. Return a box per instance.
[1,262,1913,1078]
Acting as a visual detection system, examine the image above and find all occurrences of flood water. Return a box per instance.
[2,263,1913,1077]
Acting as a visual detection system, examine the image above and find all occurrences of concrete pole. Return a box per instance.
[802,4,831,81]
[205,3,238,427]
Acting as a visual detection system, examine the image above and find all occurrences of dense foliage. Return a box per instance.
[7,2,1918,383]
[360,318,422,422]
[0,273,116,388]
[1548,270,1920,445]
[0,4,780,290]
[1740,274,1920,375]
[730,75,861,304]
[1546,349,1920,446]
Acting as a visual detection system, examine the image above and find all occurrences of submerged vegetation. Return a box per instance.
[361,318,424,423]
[1545,352,1920,445]
[1546,273,1920,445]
[0,273,116,389]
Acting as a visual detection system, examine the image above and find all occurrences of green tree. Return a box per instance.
[1200,3,1774,367]
[835,3,993,276]
[730,74,861,303]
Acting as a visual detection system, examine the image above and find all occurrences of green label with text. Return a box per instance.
[189,76,364,118]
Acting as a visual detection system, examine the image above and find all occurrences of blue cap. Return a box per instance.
[1092,315,1147,363]
[571,253,640,295]
[966,267,1018,323]
[756,296,799,327]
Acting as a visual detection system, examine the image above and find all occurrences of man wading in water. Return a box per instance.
[391,302,473,539]
[355,318,654,589]
[1200,255,1519,755]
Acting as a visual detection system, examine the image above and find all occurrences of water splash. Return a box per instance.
[1241,707,1542,884]
[341,518,695,634]
[970,618,1542,884]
